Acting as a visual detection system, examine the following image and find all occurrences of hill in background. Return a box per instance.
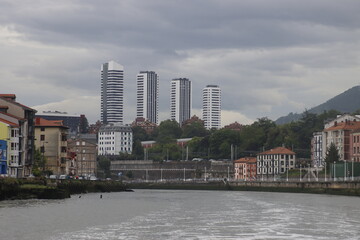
[275,85,360,125]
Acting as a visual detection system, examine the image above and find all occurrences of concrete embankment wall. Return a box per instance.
[128,181,360,196]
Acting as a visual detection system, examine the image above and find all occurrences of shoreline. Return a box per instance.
[127,180,360,197]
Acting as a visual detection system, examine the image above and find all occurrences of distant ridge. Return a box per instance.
[275,85,360,125]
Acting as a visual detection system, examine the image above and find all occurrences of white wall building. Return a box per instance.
[311,132,323,167]
[98,123,133,155]
[136,71,159,124]
[170,78,192,125]
[256,147,296,179]
[202,85,221,129]
[101,60,124,124]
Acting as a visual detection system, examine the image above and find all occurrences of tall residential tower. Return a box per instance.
[170,78,192,125]
[101,61,124,124]
[136,71,159,124]
[202,85,221,129]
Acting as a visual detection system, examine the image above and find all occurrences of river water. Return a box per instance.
[0,189,359,240]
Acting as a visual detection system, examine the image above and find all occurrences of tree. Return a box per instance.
[324,143,340,170]
[156,120,182,144]
[32,148,47,177]
[97,156,111,178]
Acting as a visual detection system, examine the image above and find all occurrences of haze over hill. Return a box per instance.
[275,85,360,125]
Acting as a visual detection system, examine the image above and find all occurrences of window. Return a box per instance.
[40,135,45,141]
[61,135,67,141]
[41,127,45,131]
[40,146,45,153]
[61,147,67,153]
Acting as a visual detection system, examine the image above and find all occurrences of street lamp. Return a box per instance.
[299,164,302,182]
[333,161,336,182]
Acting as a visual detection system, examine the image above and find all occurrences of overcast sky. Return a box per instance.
[1,0,360,125]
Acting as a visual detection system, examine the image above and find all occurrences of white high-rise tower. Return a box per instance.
[202,85,221,129]
[101,60,124,124]
[136,71,159,124]
[170,78,192,125]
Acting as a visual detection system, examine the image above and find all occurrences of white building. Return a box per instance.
[311,132,323,167]
[101,61,124,124]
[256,147,296,178]
[170,78,192,125]
[98,123,133,155]
[136,71,159,124]
[202,85,221,129]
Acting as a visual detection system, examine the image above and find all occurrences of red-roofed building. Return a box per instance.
[256,147,296,179]
[34,117,69,175]
[323,120,360,161]
[234,157,257,180]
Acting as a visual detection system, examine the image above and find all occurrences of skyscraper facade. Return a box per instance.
[101,61,124,124]
[136,71,159,124]
[170,78,192,125]
[202,85,221,129]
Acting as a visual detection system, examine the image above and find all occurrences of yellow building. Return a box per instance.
[34,117,68,175]
[0,117,20,177]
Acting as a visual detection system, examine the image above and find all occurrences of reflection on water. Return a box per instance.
[1,190,360,240]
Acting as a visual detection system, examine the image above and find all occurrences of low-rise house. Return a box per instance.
[234,157,257,181]
[256,147,296,179]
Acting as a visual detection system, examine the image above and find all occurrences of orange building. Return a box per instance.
[234,157,257,181]
[350,129,360,162]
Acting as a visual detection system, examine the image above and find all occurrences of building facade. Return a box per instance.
[136,71,159,124]
[170,78,192,126]
[101,61,124,124]
[256,147,296,179]
[0,94,36,177]
[350,129,360,162]
[34,117,68,175]
[202,85,221,129]
[311,132,323,167]
[98,123,133,155]
[0,119,19,176]
[68,135,97,177]
[234,157,257,181]
[322,120,360,161]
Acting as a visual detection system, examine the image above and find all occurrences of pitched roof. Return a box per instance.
[324,121,360,132]
[34,117,68,128]
[0,118,19,127]
[234,157,256,163]
[0,94,36,112]
[258,147,295,155]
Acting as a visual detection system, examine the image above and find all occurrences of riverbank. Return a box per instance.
[0,178,130,200]
[128,180,360,196]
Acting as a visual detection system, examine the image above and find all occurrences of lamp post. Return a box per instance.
[352,160,354,181]
[333,161,336,182]
[344,160,347,181]
[300,164,302,182]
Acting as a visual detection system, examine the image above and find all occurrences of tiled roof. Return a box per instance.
[234,157,256,163]
[0,118,19,127]
[324,121,360,131]
[35,117,68,128]
[258,147,295,155]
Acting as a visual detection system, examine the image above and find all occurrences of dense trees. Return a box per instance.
[127,110,342,161]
